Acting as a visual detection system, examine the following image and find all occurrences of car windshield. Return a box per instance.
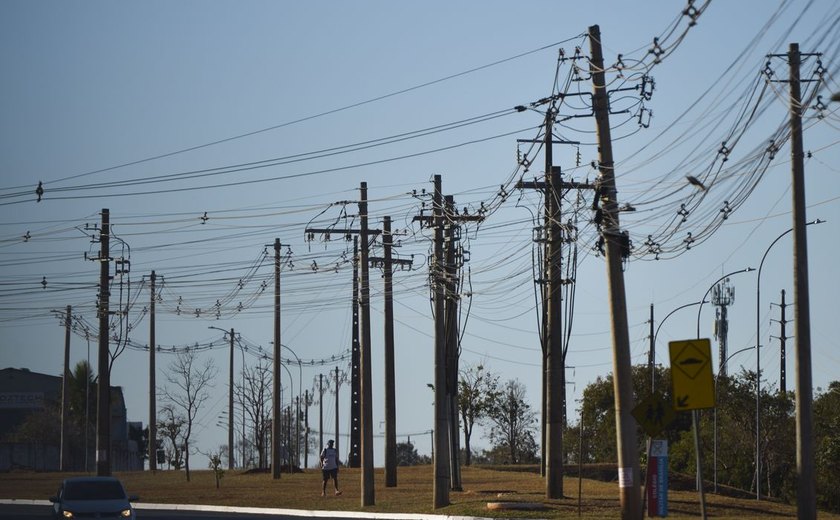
[63,480,127,501]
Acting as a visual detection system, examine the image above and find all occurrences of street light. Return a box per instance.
[754,219,823,500]
[652,301,705,394]
[208,325,236,470]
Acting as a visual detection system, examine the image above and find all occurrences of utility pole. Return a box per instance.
[787,42,816,518]
[304,390,310,469]
[771,290,789,394]
[589,25,642,518]
[334,366,341,456]
[295,395,301,470]
[412,176,484,508]
[149,272,156,472]
[95,208,111,477]
[649,304,655,394]
[350,236,361,468]
[228,328,235,470]
[516,107,590,499]
[444,195,462,492]
[359,182,376,506]
[272,238,283,479]
[61,305,71,471]
[369,216,413,488]
[431,175,449,508]
[305,202,383,474]
[544,106,565,500]
[712,278,735,378]
[319,374,324,453]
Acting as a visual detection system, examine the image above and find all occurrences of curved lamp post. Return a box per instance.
[754,219,823,500]
[652,301,704,394]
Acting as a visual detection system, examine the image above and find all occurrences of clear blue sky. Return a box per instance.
[1,1,839,464]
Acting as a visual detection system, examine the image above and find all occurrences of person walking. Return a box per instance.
[320,439,342,496]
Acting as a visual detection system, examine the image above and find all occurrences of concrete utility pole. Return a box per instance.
[369,216,413,488]
[318,373,324,453]
[787,42,816,519]
[96,208,111,477]
[350,236,361,468]
[334,366,341,456]
[272,238,283,479]
[516,105,590,498]
[304,390,310,468]
[61,305,71,471]
[588,25,641,518]
[412,176,483,508]
[228,328,235,470]
[149,272,156,472]
[444,195,462,492]
[359,182,376,506]
[383,216,398,488]
[431,175,450,508]
[771,290,788,394]
[544,106,565,500]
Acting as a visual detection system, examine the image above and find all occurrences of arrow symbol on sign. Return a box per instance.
[677,395,690,408]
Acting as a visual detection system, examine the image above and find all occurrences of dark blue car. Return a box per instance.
[50,476,138,519]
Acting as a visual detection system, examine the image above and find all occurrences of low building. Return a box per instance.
[0,367,143,471]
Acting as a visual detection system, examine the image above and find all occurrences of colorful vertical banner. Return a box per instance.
[647,439,668,517]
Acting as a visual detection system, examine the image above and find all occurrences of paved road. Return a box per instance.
[0,502,447,520]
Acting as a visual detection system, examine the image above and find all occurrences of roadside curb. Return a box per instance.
[0,499,504,520]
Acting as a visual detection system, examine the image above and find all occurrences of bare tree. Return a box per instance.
[157,403,185,470]
[458,363,500,466]
[235,358,272,469]
[161,349,216,481]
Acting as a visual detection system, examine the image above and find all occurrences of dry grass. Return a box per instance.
[2,465,837,519]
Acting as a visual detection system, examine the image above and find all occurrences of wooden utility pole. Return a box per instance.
[589,25,641,518]
[359,182,376,506]
[60,305,71,471]
[788,42,816,519]
[149,272,156,472]
[272,238,282,479]
[96,208,111,477]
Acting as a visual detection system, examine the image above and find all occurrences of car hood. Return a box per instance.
[59,498,132,513]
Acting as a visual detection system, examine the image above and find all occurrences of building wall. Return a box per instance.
[0,367,141,471]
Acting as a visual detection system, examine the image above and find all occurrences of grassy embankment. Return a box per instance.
[2,464,836,519]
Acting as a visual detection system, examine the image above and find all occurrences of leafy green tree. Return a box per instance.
[485,379,537,464]
[814,381,840,512]
[396,440,430,466]
[578,365,689,464]
[458,363,500,466]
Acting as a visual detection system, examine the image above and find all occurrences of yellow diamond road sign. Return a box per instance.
[669,338,715,411]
